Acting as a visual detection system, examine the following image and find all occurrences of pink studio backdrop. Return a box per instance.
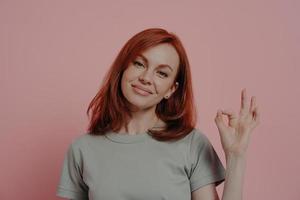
[1,0,299,199]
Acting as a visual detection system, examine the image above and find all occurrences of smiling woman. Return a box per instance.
[84,27,197,141]
[121,43,180,111]
[56,28,259,200]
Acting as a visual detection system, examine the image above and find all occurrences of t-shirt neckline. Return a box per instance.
[104,130,151,144]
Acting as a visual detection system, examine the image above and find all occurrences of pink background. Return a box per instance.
[1,0,299,199]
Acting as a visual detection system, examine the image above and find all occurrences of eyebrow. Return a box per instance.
[136,53,174,72]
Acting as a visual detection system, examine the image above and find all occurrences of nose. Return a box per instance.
[138,70,153,84]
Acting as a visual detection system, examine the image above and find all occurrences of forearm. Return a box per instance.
[221,154,247,200]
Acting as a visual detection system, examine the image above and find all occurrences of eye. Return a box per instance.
[157,71,168,78]
[133,61,144,68]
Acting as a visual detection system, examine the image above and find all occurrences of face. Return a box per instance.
[121,43,180,111]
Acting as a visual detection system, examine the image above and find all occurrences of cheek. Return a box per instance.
[121,71,130,91]
[121,70,131,82]
[155,81,172,95]
[121,67,138,90]
[123,66,140,80]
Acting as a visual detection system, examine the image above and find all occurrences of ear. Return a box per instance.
[164,82,179,99]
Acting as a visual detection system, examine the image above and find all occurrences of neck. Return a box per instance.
[119,108,162,135]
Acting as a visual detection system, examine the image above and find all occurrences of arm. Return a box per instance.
[192,88,260,200]
[191,154,246,200]
[191,184,220,200]
[221,154,246,200]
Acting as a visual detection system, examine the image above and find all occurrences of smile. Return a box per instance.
[132,85,152,96]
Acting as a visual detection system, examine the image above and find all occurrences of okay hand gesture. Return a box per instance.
[214,88,260,157]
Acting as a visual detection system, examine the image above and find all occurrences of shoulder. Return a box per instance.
[188,128,211,145]
[186,128,214,155]
[68,132,104,150]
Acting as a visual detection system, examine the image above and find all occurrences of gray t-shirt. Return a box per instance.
[56,128,225,200]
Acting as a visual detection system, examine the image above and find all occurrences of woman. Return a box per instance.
[56,28,260,200]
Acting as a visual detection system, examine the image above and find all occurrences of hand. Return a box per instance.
[214,88,260,157]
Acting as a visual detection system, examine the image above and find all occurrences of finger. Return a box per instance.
[214,109,226,130]
[222,109,237,119]
[240,88,249,116]
[222,109,238,127]
[249,96,256,113]
[253,106,260,124]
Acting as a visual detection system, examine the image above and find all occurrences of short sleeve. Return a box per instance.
[56,142,89,200]
[188,130,226,192]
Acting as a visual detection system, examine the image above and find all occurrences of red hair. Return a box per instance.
[86,28,197,141]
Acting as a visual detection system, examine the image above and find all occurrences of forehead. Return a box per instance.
[137,43,180,71]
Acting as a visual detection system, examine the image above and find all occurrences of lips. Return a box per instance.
[131,84,153,94]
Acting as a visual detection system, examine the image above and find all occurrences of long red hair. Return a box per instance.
[86,28,197,141]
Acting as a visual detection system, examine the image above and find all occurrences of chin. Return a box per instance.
[126,98,156,110]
